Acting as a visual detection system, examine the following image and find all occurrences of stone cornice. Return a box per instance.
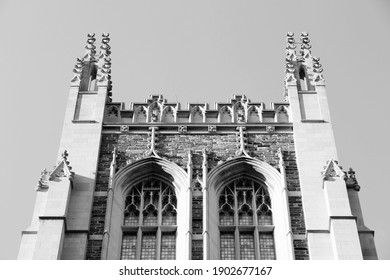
[102,123,293,134]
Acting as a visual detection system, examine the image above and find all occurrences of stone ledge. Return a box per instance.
[297,90,317,95]
[288,191,302,196]
[88,235,103,241]
[21,230,38,235]
[94,191,108,197]
[292,234,306,240]
[72,120,98,123]
[329,215,357,221]
[102,124,294,134]
[39,216,66,220]
[358,230,375,236]
[306,229,330,234]
[78,91,98,95]
[301,119,326,123]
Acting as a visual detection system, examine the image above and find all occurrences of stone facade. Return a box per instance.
[86,123,309,260]
[18,32,377,260]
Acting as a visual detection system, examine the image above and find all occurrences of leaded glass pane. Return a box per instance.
[162,187,177,225]
[219,187,234,225]
[256,186,273,226]
[124,212,139,226]
[218,178,275,260]
[141,233,157,260]
[122,178,177,260]
[239,211,253,225]
[124,187,140,226]
[143,212,157,225]
[121,234,137,260]
[219,212,234,225]
[162,211,176,225]
[239,232,255,260]
[259,232,276,260]
[238,190,253,225]
[143,190,158,226]
[220,233,235,260]
[161,233,176,260]
[258,213,273,226]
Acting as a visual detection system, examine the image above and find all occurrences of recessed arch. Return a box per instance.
[247,105,261,123]
[298,66,308,91]
[132,106,147,123]
[161,106,176,123]
[232,101,247,122]
[206,157,293,260]
[102,157,189,260]
[275,106,290,123]
[218,106,232,123]
[189,106,204,123]
[147,101,162,122]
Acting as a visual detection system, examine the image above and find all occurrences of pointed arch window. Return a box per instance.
[299,67,308,91]
[121,178,177,260]
[218,177,275,260]
[88,66,97,91]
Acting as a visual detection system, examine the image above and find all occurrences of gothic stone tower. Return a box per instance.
[18,33,377,260]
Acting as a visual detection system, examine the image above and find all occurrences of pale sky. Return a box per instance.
[0,0,389,259]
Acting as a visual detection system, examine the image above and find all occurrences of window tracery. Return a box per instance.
[121,178,177,260]
[218,177,275,260]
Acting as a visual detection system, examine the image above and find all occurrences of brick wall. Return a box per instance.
[85,131,309,260]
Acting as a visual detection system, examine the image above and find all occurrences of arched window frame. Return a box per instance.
[80,63,98,92]
[102,158,189,260]
[217,176,275,260]
[121,177,177,260]
[298,66,308,91]
[206,158,294,260]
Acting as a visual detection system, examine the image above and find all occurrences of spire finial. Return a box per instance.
[312,56,325,82]
[71,57,85,83]
[300,32,311,58]
[284,32,297,100]
[97,33,113,100]
[36,168,50,191]
[62,150,69,161]
[285,32,297,74]
[84,33,97,61]
[100,33,111,57]
[346,167,360,191]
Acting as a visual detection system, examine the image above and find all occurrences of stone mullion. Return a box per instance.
[156,227,162,260]
[234,182,240,259]
[136,227,142,259]
[252,182,260,260]
[137,184,145,259]
[139,183,145,227]
[156,182,162,259]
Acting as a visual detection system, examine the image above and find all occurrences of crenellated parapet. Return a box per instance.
[104,94,291,127]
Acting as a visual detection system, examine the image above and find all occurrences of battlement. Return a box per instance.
[104,94,290,125]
